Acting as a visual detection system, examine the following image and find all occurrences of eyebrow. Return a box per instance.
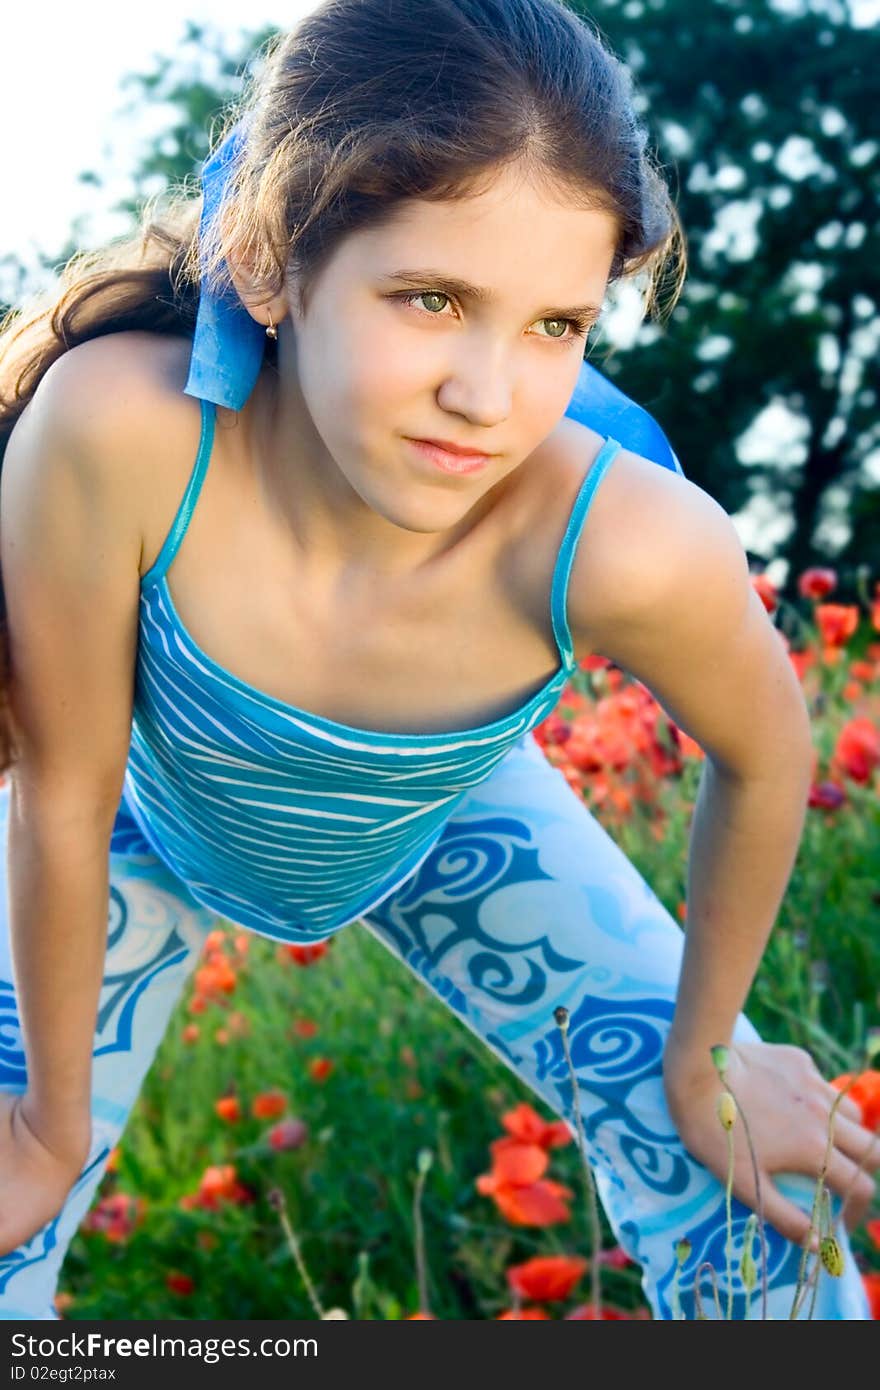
[378,268,603,321]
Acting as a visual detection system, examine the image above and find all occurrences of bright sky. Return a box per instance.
[1,1,321,290]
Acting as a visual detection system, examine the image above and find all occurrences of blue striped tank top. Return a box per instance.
[111,399,622,942]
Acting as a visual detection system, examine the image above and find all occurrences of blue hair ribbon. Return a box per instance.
[183,122,682,474]
[183,118,265,412]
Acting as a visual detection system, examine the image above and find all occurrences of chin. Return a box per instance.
[370,488,478,535]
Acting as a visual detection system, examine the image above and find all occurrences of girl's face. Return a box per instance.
[280,163,619,535]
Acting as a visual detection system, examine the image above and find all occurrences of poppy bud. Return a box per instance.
[740,1214,758,1293]
[716,1092,737,1130]
[710,1044,729,1075]
[818,1236,844,1277]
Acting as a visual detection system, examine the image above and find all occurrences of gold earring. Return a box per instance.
[266,310,278,340]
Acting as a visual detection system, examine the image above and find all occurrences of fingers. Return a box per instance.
[823,1146,878,1234]
[821,1104,879,1231]
[829,1113,880,1174]
[740,1134,877,1249]
[760,1176,821,1249]
[826,1084,866,1128]
[759,1170,870,1249]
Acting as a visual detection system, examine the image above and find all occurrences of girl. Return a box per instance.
[0,0,874,1321]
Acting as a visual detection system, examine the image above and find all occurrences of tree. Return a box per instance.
[576,0,879,587]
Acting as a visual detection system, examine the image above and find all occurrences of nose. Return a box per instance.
[436,337,513,428]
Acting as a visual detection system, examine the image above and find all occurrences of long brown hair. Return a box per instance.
[0,0,686,774]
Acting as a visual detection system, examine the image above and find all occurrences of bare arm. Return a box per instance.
[1,341,145,1159]
[565,458,880,1240]
[569,456,814,1060]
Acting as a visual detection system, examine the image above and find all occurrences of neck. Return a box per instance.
[242,365,500,583]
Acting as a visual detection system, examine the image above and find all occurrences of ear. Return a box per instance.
[226,242,290,333]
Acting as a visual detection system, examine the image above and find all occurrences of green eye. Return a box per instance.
[417,292,449,313]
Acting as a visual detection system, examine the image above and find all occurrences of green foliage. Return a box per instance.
[573,0,879,584]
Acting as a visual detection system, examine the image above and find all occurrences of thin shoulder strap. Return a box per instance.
[550,436,622,670]
[143,398,216,584]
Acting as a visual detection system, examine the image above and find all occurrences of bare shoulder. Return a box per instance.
[557,420,745,657]
[557,421,813,779]
[24,331,207,574]
[28,330,196,445]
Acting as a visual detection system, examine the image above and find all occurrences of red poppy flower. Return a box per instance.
[830,1070,880,1130]
[477,1112,575,1227]
[566,1303,649,1319]
[81,1192,146,1242]
[501,1102,572,1150]
[798,567,837,600]
[489,1178,574,1227]
[267,1118,308,1152]
[214,1095,241,1124]
[166,1272,195,1296]
[202,928,228,957]
[815,604,859,648]
[291,1017,319,1038]
[179,1163,254,1211]
[832,717,880,785]
[534,713,572,747]
[594,1245,635,1270]
[788,648,816,682]
[506,1255,587,1302]
[281,941,330,966]
[308,1057,334,1082]
[808,781,846,810]
[862,1273,880,1319]
[484,1137,549,1186]
[252,1090,287,1119]
[750,573,778,614]
[496,1306,552,1319]
[850,661,876,683]
[194,960,237,996]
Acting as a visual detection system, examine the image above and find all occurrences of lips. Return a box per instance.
[406,438,493,475]
[411,436,493,457]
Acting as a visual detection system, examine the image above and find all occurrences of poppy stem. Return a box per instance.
[412,1149,434,1317]
[713,1049,769,1321]
[267,1186,326,1319]
[789,1083,849,1320]
[806,1191,835,1321]
[554,1007,603,1318]
[724,1123,735,1320]
[695,1260,723,1320]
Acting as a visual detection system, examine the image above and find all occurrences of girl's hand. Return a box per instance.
[0,1092,90,1258]
[662,1038,879,1246]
